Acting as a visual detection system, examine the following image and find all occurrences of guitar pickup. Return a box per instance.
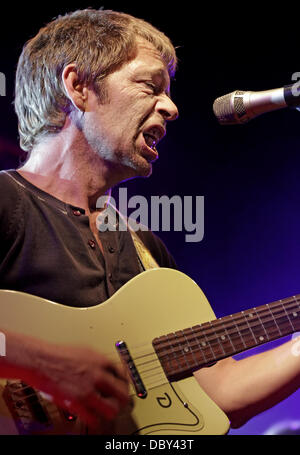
[116,340,147,399]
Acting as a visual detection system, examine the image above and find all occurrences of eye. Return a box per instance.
[145,82,157,92]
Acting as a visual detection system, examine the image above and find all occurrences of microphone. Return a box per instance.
[213,83,300,125]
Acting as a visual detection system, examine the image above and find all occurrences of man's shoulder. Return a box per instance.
[0,169,23,208]
[0,169,20,187]
[135,229,178,269]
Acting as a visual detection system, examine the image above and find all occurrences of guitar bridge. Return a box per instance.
[2,380,51,434]
[116,340,147,399]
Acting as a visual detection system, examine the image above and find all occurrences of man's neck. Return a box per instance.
[18,169,111,214]
[18,142,114,214]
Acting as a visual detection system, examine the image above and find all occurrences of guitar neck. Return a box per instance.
[153,293,300,382]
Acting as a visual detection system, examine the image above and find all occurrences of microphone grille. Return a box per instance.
[213,90,247,125]
[234,92,247,116]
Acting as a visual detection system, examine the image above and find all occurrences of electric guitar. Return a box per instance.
[0,268,299,435]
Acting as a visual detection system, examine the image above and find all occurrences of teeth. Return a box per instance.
[144,133,156,148]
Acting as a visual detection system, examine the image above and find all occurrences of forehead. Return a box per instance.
[127,39,170,78]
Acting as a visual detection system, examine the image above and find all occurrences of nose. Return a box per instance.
[156,94,179,122]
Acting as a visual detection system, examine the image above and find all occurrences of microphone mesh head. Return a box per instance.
[213,90,247,125]
[213,91,236,124]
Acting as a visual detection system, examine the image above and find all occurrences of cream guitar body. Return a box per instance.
[1,267,298,435]
[0,268,230,435]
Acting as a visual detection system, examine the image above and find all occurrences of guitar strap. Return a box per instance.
[129,228,159,271]
[108,204,159,271]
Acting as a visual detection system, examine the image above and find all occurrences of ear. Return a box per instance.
[62,64,88,111]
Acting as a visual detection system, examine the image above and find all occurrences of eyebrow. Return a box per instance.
[134,65,172,96]
[151,68,171,96]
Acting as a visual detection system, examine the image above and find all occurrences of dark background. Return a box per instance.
[1,1,300,434]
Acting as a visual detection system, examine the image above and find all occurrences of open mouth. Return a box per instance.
[143,132,157,150]
[141,126,165,161]
[141,133,158,162]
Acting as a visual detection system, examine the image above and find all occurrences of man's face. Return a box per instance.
[82,39,178,180]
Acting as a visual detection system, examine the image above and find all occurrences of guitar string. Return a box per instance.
[99,295,300,362]
[88,300,300,390]
[7,298,300,398]
[133,299,300,364]
[135,309,299,388]
[6,386,66,420]
[5,383,53,408]
[127,297,300,363]
[85,300,300,391]
[91,301,298,392]
[119,301,300,387]
[105,297,300,369]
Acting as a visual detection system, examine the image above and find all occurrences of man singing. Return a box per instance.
[0,8,299,434]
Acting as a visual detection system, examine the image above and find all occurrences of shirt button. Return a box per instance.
[88,239,96,249]
[108,245,115,253]
[108,273,113,282]
[73,210,81,216]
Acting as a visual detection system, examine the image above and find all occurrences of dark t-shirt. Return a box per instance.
[0,170,177,307]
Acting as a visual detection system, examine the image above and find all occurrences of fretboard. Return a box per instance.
[153,294,300,382]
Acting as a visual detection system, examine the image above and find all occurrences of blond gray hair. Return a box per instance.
[14,8,177,152]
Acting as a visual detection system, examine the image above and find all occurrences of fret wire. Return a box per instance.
[294,295,300,313]
[241,310,257,343]
[205,319,269,345]
[290,297,300,328]
[218,317,235,354]
[238,311,263,346]
[155,333,203,358]
[182,299,298,341]
[220,306,298,343]
[266,303,282,336]
[165,335,179,371]
[155,304,300,363]
[190,326,208,364]
[213,298,300,332]
[230,314,247,349]
[258,301,300,319]
[184,339,209,363]
[281,299,296,331]
[214,318,238,356]
[264,303,300,321]
[156,317,290,365]
[202,324,217,360]
[253,307,269,342]
[292,296,300,330]
[198,311,260,340]
[158,314,283,360]
[292,295,300,330]
[169,333,185,370]
[208,320,226,356]
[202,308,297,343]
[153,299,300,370]
[190,315,253,343]
[226,308,292,330]
[217,318,236,355]
[248,311,280,339]
[155,313,300,374]
[268,304,298,333]
[175,330,191,369]
[202,300,300,340]
[182,329,198,367]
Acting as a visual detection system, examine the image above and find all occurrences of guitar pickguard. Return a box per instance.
[115,382,204,435]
